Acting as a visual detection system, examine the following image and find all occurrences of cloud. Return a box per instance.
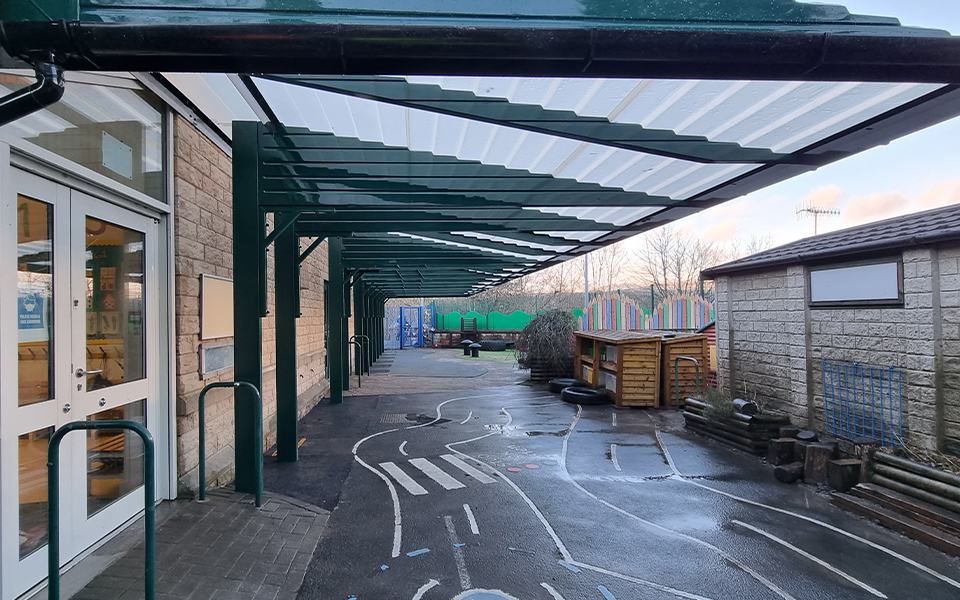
[801,184,845,209]
[841,191,907,226]
[701,220,738,243]
[914,177,960,211]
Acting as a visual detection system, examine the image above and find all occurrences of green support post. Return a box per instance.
[353,279,364,376]
[275,224,299,462]
[342,280,351,391]
[328,237,344,403]
[232,121,264,494]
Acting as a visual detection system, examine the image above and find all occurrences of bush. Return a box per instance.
[516,310,576,377]
[702,387,735,423]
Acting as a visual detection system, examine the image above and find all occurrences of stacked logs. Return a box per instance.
[682,398,791,455]
[870,452,960,513]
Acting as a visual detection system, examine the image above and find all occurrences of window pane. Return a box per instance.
[87,400,146,517]
[17,195,53,406]
[19,427,54,559]
[0,73,164,200]
[86,218,145,391]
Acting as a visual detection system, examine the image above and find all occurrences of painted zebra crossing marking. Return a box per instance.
[409,458,466,490]
[379,457,498,496]
[441,454,497,484]
[379,462,429,496]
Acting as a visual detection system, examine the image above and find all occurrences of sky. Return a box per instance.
[640,1,960,251]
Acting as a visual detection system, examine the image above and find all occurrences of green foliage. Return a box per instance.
[702,387,735,423]
[516,310,577,374]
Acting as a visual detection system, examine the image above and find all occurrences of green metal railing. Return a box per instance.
[198,381,263,507]
[674,356,702,411]
[347,340,362,387]
[48,420,155,600]
[350,334,370,376]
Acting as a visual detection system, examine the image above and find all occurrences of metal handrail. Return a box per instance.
[674,356,702,411]
[48,420,155,600]
[351,334,371,375]
[347,340,363,387]
[198,381,263,507]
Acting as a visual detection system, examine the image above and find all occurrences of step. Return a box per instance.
[850,482,960,538]
[831,493,960,557]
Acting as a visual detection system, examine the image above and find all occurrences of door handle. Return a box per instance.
[76,368,102,378]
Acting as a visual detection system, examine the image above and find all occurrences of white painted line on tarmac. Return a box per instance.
[409,458,466,490]
[540,582,567,600]
[463,504,480,535]
[448,428,710,600]
[572,561,713,600]
[380,462,429,496]
[352,429,403,558]
[598,585,617,600]
[399,441,409,456]
[444,516,472,590]
[564,407,794,600]
[612,413,617,426]
[501,407,514,426]
[648,423,960,591]
[442,454,497,484]
[731,520,887,598]
[460,410,473,424]
[610,444,622,472]
[412,579,439,600]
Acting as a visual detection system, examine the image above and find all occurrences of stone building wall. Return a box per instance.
[172,116,330,494]
[715,246,959,454]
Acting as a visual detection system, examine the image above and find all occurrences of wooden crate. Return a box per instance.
[660,334,709,408]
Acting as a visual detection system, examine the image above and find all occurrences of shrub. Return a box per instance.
[516,310,576,377]
[702,387,735,423]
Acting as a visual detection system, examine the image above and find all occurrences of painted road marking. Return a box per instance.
[610,444,622,472]
[380,462,429,496]
[463,504,480,535]
[441,454,497,484]
[540,583,566,600]
[352,429,403,558]
[412,579,439,600]
[409,458,467,490]
[461,410,473,425]
[612,413,617,426]
[648,421,960,591]
[731,520,887,598]
[407,548,430,557]
[598,585,617,600]
[399,441,409,456]
[445,516,472,590]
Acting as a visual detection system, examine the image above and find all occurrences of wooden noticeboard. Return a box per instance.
[200,274,234,340]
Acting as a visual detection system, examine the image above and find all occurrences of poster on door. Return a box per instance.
[99,311,121,336]
[18,285,49,343]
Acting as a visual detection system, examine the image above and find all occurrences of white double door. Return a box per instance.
[1,168,159,598]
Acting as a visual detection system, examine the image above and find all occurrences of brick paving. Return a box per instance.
[72,489,329,600]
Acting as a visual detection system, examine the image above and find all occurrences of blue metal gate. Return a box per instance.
[822,358,903,447]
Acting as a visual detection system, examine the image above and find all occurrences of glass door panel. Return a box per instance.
[70,191,156,552]
[17,195,54,406]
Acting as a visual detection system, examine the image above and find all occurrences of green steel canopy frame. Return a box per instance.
[5,0,960,491]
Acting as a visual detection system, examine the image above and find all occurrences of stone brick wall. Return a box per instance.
[715,266,807,424]
[716,246,959,454]
[173,116,330,494]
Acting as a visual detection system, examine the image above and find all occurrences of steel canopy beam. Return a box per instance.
[261,75,786,164]
[4,21,960,83]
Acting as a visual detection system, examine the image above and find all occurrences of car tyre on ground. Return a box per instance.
[560,386,610,405]
[548,378,589,393]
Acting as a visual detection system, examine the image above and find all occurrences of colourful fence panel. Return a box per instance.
[576,293,715,332]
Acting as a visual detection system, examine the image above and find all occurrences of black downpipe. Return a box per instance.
[0,58,65,127]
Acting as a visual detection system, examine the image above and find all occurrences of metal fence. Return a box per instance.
[822,358,903,447]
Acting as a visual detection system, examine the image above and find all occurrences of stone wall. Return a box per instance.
[173,116,330,494]
[715,246,959,454]
[715,266,807,424]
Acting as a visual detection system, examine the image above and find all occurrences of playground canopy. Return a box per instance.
[4,0,960,485]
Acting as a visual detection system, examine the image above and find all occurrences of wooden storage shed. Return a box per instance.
[661,334,710,408]
[574,330,708,408]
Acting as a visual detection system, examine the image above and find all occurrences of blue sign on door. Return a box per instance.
[18,292,44,330]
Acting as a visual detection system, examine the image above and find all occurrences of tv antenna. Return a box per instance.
[796,201,840,236]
